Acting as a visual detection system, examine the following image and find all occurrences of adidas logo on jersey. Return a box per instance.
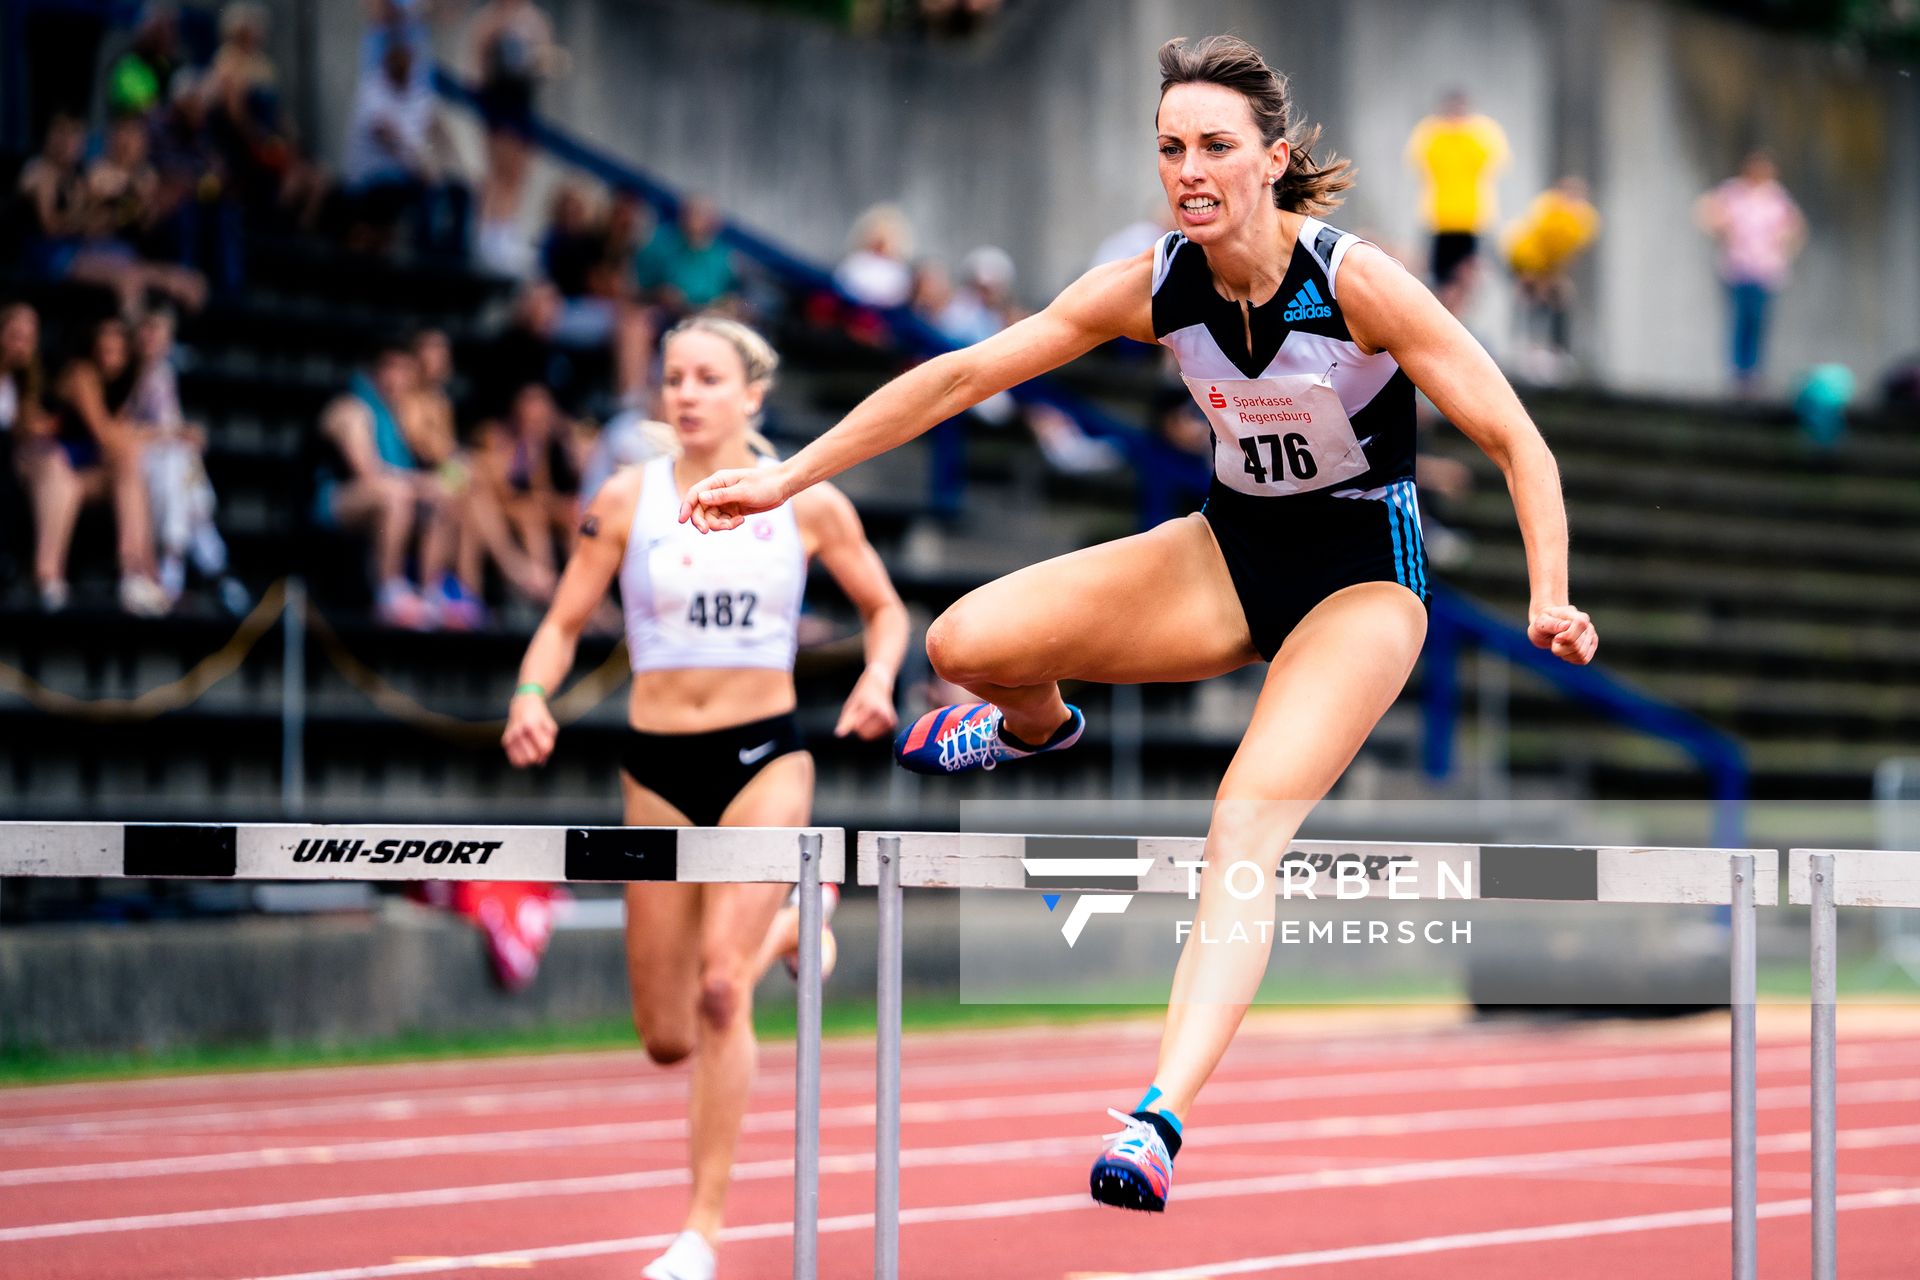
[1282,279,1333,322]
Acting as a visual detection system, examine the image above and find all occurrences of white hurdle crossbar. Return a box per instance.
[0,822,843,1280]
[862,833,1777,1280]
[1788,849,1920,1280]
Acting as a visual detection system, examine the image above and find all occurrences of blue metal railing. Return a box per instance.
[431,70,1749,840]
[1422,585,1749,844]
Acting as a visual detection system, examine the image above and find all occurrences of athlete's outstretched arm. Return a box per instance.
[797,483,909,740]
[680,253,1157,531]
[1338,244,1598,665]
[503,472,637,766]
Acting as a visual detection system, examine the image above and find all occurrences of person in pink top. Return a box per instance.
[1695,150,1806,395]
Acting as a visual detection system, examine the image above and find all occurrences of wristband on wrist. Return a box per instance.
[514,682,548,700]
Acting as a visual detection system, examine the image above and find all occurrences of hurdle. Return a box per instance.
[0,821,843,1280]
[1789,848,1920,1280]
[863,832,1777,1280]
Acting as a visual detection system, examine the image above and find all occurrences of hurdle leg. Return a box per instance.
[793,832,823,1280]
[1730,853,1756,1280]
[1810,852,1837,1280]
[875,834,903,1280]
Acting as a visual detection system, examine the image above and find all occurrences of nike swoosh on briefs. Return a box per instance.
[738,741,777,765]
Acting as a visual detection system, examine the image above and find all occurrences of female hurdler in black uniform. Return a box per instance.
[683,36,1598,1213]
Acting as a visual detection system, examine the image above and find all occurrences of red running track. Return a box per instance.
[3,1009,1918,1279]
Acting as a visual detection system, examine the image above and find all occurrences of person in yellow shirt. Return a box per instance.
[1503,176,1601,369]
[1404,91,1509,313]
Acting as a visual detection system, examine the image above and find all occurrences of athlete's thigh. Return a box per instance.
[621,773,701,1021]
[1217,581,1427,809]
[704,752,814,966]
[717,751,813,828]
[936,513,1257,685]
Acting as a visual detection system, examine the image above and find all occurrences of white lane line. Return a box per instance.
[0,1028,1663,1139]
[0,1016,1573,1110]
[224,1124,1920,1280]
[7,1036,1915,1188]
[7,1036,1912,1159]
[8,1077,1920,1242]
[0,1018,1518,1118]
[1106,1187,1920,1277]
[3,1039,1910,1188]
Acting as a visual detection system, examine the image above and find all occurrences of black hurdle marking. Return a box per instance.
[123,825,238,878]
[565,827,680,881]
[1479,846,1600,901]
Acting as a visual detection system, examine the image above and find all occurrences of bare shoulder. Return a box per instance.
[1054,248,1158,343]
[1333,242,1429,354]
[568,464,642,552]
[792,479,862,543]
[321,393,370,434]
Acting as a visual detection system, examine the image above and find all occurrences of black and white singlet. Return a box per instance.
[1153,217,1430,658]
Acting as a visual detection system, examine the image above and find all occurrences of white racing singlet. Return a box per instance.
[1152,216,1416,500]
[1184,370,1369,497]
[619,455,805,674]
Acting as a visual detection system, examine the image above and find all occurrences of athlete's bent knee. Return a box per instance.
[641,1034,694,1066]
[633,1008,695,1064]
[926,604,1013,687]
[697,970,748,1032]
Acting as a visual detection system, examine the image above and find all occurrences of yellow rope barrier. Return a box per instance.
[0,581,630,745]
[0,580,289,722]
[303,602,630,747]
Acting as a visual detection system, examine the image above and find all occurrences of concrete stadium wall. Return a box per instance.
[301,0,1917,395]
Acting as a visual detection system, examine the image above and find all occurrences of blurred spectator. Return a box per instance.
[939,245,1017,341]
[471,0,565,268]
[602,190,649,265]
[206,2,328,230]
[1137,383,1212,527]
[473,166,536,279]
[916,0,1002,36]
[474,383,587,591]
[578,407,667,505]
[907,257,954,321]
[537,186,652,405]
[150,71,244,292]
[343,37,465,257]
[106,4,184,119]
[15,113,206,314]
[1795,363,1854,451]
[20,318,169,615]
[634,194,742,317]
[310,341,465,629]
[1026,402,1124,475]
[1886,355,1920,412]
[362,0,439,92]
[539,184,605,300]
[405,328,553,609]
[1695,150,1806,396]
[90,115,165,245]
[1,304,44,588]
[1405,90,1509,315]
[127,310,249,613]
[835,203,914,308]
[1091,204,1175,269]
[471,0,562,140]
[473,282,574,416]
[914,244,1121,476]
[1501,176,1600,382]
